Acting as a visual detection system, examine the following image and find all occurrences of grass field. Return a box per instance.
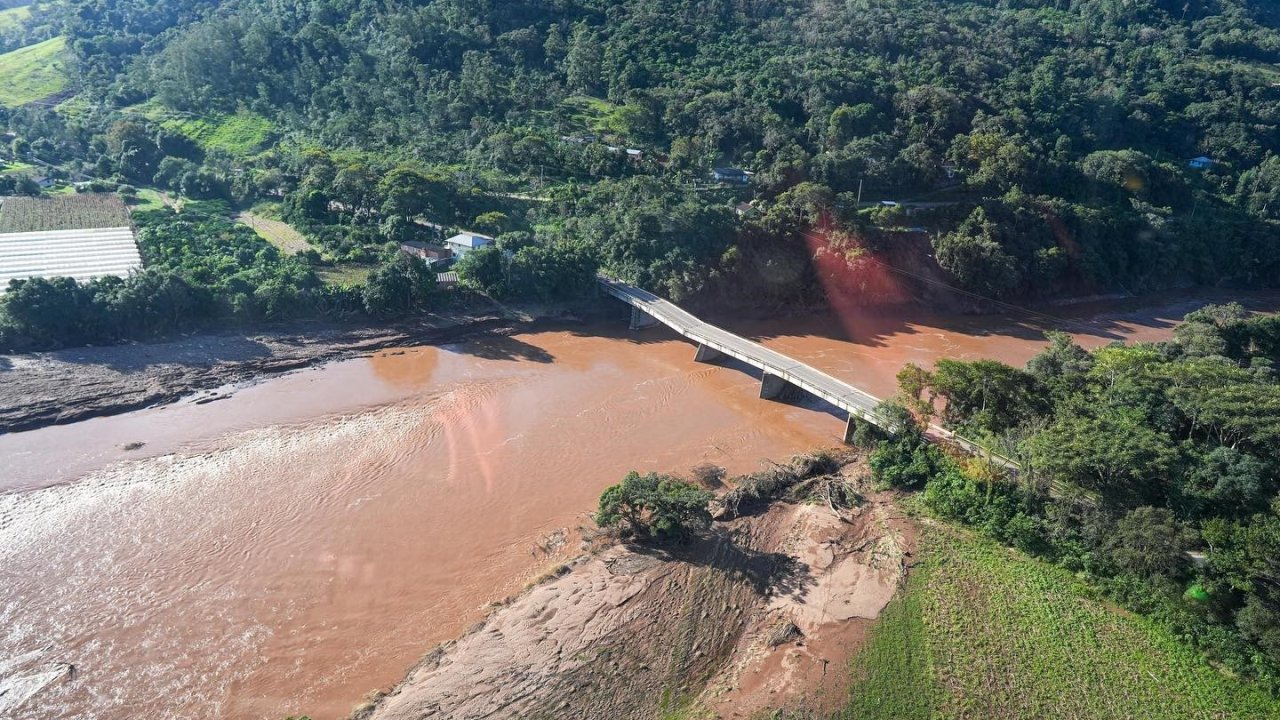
[843,522,1280,720]
[316,264,373,286]
[126,188,170,213]
[0,36,70,107]
[557,95,627,136]
[0,160,35,175]
[0,4,30,31]
[233,210,314,254]
[158,109,276,156]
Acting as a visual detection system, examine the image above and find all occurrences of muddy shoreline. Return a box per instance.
[0,311,576,435]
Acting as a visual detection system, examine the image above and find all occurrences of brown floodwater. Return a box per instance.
[0,327,841,719]
[1,290,1275,719]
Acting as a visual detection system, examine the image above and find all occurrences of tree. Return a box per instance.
[473,211,511,236]
[456,244,509,296]
[1026,331,1093,395]
[1027,412,1178,504]
[378,167,449,220]
[153,156,198,190]
[564,22,602,94]
[868,401,948,490]
[13,175,41,196]
[932,207,1022,298]
[827,103,880,148]
[104,121,159,181]
[1237,156,1280,220]
[895,362,933,417]
[595,472,713,540]
[507,242,598,302]
[361,253,435,315]
[928,358,1046,434]
[1,276,100,346]
[1174,303,1249,358]
[1106,506,1195,581]
[1175,446,1274,520]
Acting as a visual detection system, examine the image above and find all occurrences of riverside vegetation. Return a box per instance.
[844,303,1280,713]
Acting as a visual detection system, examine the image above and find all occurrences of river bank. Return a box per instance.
[5,286,1275,437]
[0,310,567,435]
[359,453,912,720]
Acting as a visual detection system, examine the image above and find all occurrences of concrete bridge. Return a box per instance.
[599,276,891,442]
[600,276,1020,468]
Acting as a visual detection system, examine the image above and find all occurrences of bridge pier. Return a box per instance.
[693,343,723,363]
[629,306,659,330]
[759,372,793,401]
[844,414,858,444]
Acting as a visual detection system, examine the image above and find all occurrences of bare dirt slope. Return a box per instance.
[361,464,911,720]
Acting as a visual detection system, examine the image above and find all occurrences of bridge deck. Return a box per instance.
[601,276,1020,469]
[600,277,885,425]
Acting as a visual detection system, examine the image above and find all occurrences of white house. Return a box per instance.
[444,232,494,258]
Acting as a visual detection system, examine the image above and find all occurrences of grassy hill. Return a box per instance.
[160,110,276,156]
[0,36,69,107]
[844,522,1280,720]
[0,4,30,31]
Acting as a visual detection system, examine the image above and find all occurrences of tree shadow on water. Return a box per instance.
[450,333,555,363]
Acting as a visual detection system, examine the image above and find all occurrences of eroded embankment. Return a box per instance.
[359,454,913,720]
[0,312,536,434]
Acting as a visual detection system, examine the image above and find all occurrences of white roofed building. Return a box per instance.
[444,232,494,258]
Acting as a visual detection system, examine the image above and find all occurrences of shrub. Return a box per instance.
[595,471,713,540]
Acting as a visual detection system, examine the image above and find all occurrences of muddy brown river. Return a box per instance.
[1,291,1274,719]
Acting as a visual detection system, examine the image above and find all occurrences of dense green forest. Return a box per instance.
[2,0,1280,343]
[863,303,1280,690]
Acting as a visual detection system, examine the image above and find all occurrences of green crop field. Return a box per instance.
[843,523,1280,720]
[0,36,70,107]
[0,4,31,31]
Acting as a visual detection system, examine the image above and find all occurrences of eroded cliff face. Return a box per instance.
[360,462,912,720]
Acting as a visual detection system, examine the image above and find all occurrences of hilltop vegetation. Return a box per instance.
[0,0,1275,320]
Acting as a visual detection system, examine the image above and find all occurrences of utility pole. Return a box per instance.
[856,178,864,209]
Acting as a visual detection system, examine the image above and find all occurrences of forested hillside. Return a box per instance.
[3,0,1280,344]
